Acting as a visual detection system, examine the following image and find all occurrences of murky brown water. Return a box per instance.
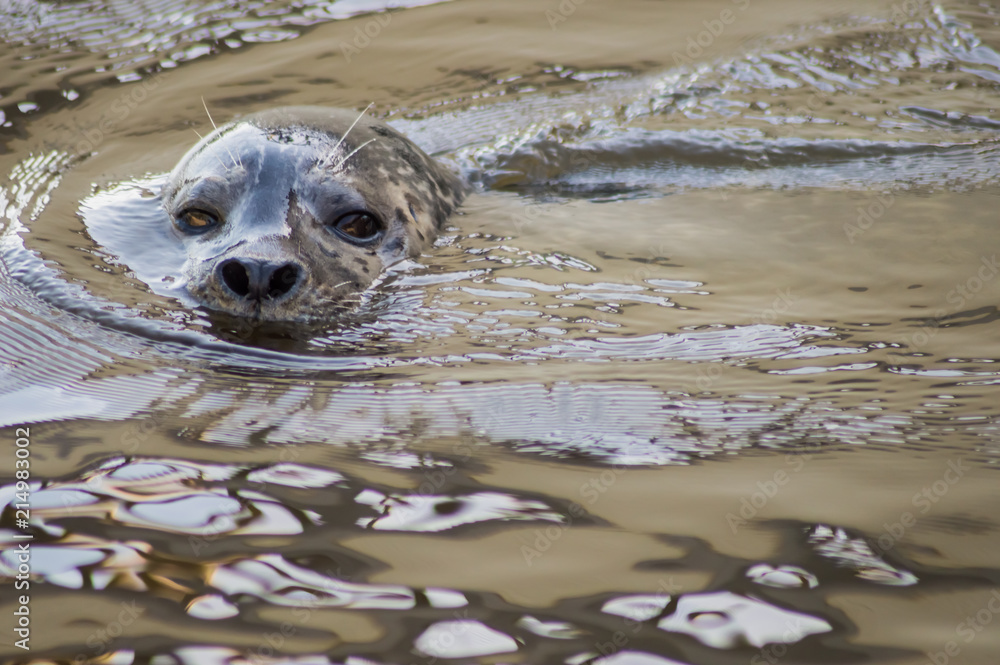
[2,0,1000,663]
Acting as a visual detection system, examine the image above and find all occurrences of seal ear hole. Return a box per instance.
[331,211,382,243]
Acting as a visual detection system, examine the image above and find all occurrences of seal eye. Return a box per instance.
[176,209,219,234]
[332,212,382,242]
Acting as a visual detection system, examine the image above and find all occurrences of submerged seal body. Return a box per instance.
[161,106,465,322]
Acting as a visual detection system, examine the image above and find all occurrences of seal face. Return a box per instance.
[161,106,465,322]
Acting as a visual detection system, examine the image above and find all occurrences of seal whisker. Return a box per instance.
[192,128,226,170]
[201,145,231,172]
[201,96,243,169]
[332,102,373,153]
[165,106,466,323]
[323,102,374,170]
[201,96,218,130]
[331,138,376,172]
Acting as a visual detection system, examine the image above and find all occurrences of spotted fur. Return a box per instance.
[161,106,466,322]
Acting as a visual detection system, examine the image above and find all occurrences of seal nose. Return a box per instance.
[219,258,302,301]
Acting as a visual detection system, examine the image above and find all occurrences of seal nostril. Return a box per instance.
[219,259,299,301]
[267,263,300,299]
[221,260,251,297]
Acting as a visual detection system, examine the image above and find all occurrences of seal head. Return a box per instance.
[161,106,464,322]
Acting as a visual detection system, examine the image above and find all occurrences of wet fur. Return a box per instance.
[161,106,465,322]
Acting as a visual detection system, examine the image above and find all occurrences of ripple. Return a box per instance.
[186,594,241,620]
[516,615,583,639]
[602,594,672,622]
[10,457,322,536]
[656,591,831,649]
[589,653,690,665]
[808,524,918,586]
[0,532,151,589]
[355,489,564,532]
[0,0,456,128]
[208,554,423,610]
[2,0,999,663]
[246,463,346,488]
[411,2,1000,197]
[746,564,819,589]
[414,620,519,658]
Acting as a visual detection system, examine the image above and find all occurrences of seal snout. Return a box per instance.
[219,257,303,302]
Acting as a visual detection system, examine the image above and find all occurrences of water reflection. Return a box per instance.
[1,461,992,663]
[655,591,831,649]
[587,652,689,665]
[0,533,149,590]
[355,489,564,532]
[209,554,428,610]
[808,524,919,586]
[414,619,519,658]
[21,457,323,537]
[746,563,818,589]
[2,0,1000,661]
[0,0,457,127]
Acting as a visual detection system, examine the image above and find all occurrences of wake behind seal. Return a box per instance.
[161,106,466,322]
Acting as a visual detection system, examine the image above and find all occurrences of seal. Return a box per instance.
[161,106,465,322]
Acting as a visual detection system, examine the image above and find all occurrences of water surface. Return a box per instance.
[1,0,999,663]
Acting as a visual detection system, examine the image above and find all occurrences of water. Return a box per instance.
[1,0,999,662]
